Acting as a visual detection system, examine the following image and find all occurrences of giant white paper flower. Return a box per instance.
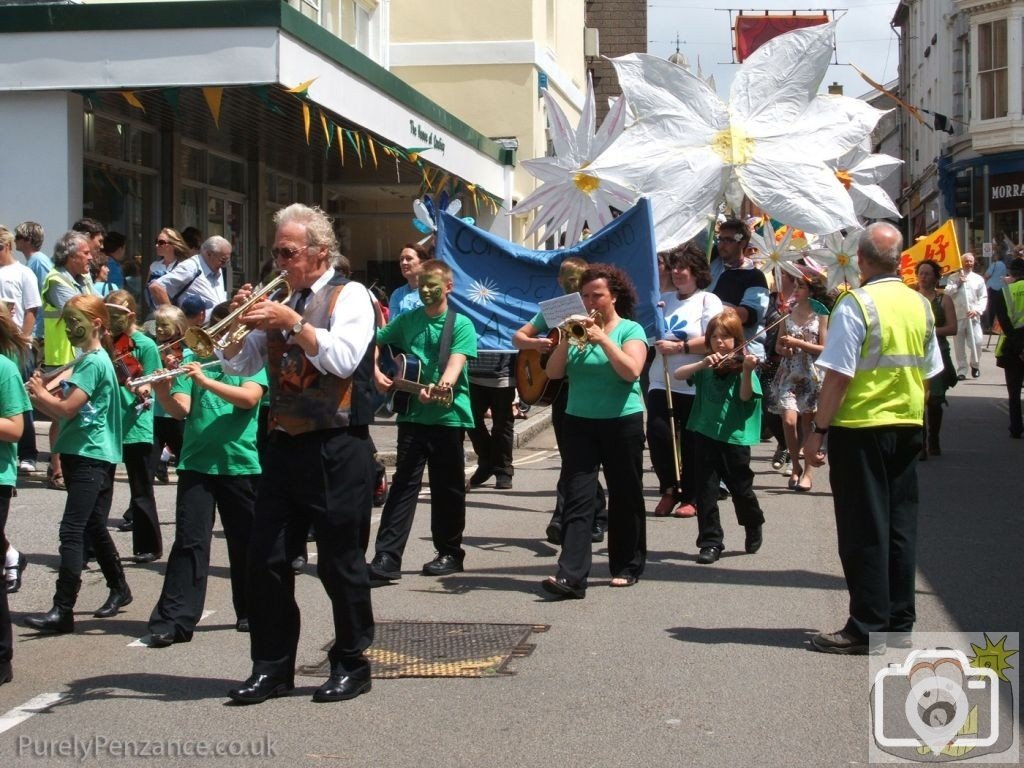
[515,74,634,245]
[586,21,884,250]
[749,218,805,289]
[828,142,902,220]
[806,230,863,292]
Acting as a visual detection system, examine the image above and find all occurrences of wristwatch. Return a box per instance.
[811,420,829,435]
[291,318,307,336]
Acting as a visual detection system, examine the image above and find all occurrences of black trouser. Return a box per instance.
[153,416,184,464]
[693,433,764,551]
[646,389,697,502]
[1002,353,1024,436]
[247,427,374,678]
[557,413,646,587]
[0,489,12,664]
[374,423,466,565]
[149,471,256,640]
[549,385,607,531]
[123,441,161,555]
[828,425,921,638]
[467,383,515,481]
[18,353,37,463]
[54,456,125,609]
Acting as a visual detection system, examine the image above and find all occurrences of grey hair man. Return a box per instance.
[802,222,943,654]
[149,235,231,310]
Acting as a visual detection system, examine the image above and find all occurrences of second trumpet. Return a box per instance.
[184,271,292,357]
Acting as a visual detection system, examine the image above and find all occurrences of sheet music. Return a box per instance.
[539,293,587,330]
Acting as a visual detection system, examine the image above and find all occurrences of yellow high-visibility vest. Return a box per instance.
[42,270,83,366]
[994,280,1024,357]
[833,278,934,428]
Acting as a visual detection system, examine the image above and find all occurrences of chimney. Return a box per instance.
[827,82,844,96]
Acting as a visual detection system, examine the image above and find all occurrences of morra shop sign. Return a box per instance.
[989,171,1024,211]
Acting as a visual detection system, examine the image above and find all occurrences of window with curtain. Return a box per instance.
[978,19,1008,120]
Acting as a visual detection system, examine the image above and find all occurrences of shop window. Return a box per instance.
[978,19,1008,120]
[84,114,154,167]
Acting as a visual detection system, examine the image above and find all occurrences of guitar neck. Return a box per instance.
[391,379,431,396]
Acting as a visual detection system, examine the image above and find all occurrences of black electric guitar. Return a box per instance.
[388,353,454,415]
[514,329,564,406]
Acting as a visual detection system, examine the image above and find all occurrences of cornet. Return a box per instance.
[184,271,292,357]
[126,360,221,389]
[560,310,604,350]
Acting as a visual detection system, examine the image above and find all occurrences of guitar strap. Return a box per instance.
[437,309,456,375]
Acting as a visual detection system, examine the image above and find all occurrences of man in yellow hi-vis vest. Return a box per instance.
[40,231,96,490]
[993,257,1024,438]
[801,222,943,655]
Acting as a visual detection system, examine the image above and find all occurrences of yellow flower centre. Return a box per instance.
[837,253,850,267]
[573,172,600,195]
[711,124,755,166]
[835,169,853,190]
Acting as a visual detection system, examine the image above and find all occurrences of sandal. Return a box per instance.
[795,474,812,493]
[671,502,697,518]
[610,575,638,588]
[47,468,66,491]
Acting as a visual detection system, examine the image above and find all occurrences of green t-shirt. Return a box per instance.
[151,341,192,419]
[170,363,267,476]
[53,349,123,464]
[0,355,31,487]
[118,331,161,445]
[565,319,647,419]
[376,308,476,427]
[686,367,763,446]
[529,311,549,334]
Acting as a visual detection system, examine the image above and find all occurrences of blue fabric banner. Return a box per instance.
[436,198,658,350]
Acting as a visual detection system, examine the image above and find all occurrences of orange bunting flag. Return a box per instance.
[301,102,311,145]
[285,77,318,96]
[119,91,145,112]
[202,87,223,129]
[899,219,962,285]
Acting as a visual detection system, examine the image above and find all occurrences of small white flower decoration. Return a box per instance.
[827,143,902,220]
[806,230,863,292]
[748,219,805,289]
[467,278,499,305]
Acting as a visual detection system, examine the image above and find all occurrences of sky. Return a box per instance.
[646,1,902,100]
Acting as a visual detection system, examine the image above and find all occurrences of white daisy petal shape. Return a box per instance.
[830,148,902,220]
[807,230,863,293]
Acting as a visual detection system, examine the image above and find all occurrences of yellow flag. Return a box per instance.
[899,219,962,284]
[319,110,331,146]
[120,92,145,112]
[336,126,346,165]
[301,102,311,145]
[367,137,378,168]
[202,87,223,128]
[285,77,318,95]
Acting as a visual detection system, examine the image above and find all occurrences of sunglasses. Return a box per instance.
[155,239,171,246]
[271,245,310,261]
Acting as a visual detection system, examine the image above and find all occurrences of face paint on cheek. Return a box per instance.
[109,312,130,336]
[63,308,92,345]
[418,276,445,306]
[560,269,584,294]
[154,320,175,342]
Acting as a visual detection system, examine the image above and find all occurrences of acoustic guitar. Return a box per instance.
[388,353,454,415]
[514,329,564,406]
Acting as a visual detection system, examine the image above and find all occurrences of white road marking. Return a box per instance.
[513,450,556,467]
[0,692,66,735]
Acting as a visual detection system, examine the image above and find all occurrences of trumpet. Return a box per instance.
[560,310,604,350]
[126,360,221,389]
[184,271,292,357]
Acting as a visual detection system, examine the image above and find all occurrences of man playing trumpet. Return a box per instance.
[218,203,378,705]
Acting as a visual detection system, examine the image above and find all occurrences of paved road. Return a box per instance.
[0,349,1018,767]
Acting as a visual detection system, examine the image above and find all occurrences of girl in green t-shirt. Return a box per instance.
[0,303,29,600]
[673,307,765,565]
[25,295,131,634]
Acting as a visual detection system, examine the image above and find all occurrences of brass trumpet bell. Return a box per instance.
[561,310,604,350]
[184,271,292,357]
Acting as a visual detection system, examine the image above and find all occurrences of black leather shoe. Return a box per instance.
[696,547,721,564]
[235,618,250,633]
[971,366,980,378]
[312,674,372,703]
[422,554,463,577]
[469,468,493,487]
[810,629,883,655]
[291,555,306,574]
[5,552,27,594]
[0,661,11,686]
[495,475,512,490]
[147,632,175,648]
[540,577,585,600]
[116,518,134,532]
[591,525,606,543]
[368,553,401,581]
[94,585,133,618]
[744,525,763,554]
[25,606,74,634]
[131,552,160,564]
[227,673,294,705]
[545,523,562,546]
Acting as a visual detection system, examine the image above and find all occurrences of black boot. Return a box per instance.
[926,402,943,456]
[25,605,74,634]
[94,582,133,618]
[26,573,80,633]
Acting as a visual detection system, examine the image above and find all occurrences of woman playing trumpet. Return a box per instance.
[541,264,648,598]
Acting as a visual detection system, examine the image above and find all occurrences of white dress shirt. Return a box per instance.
[155,254,228,311]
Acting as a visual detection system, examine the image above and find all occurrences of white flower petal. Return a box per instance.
[850,183,901,220]
[610,54,728,133]
[752,96,883,162]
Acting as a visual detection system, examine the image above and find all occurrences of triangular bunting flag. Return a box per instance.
[202,87,223,129]
[120,91,145,112]
[367,136,378,168]
[336,126,346,165]
[285,77,318,96]
[161,89,181,115]
[301,102,311,145]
